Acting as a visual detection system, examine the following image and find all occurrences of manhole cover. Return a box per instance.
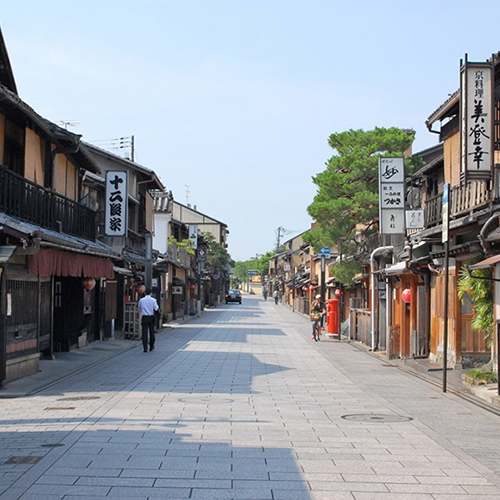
[341,414,413,423]
[41,443,65,448]
[177,396,234,404]
[57,396,100,401]
[5,456,43,465]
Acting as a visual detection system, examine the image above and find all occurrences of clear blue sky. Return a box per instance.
[2,1,499,260]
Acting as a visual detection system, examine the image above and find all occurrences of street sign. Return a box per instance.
[247,270,258,276]
[319,247,331,257]
[171,286,182,295]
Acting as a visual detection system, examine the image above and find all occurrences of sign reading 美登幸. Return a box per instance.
[460,56,493,181]
[105,171,128,236]
[379,157,405,234]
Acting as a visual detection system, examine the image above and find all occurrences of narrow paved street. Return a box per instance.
[1,295,500,500]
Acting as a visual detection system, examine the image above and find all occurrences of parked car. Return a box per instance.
[225,289,242,304]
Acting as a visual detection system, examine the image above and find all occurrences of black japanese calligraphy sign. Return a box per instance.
[461,58,493,181]
[105,171,128,236]
[379,158,405,235]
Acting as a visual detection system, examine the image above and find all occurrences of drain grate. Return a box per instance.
[5,456,43,465]
[57,396,100,401]
[177,396,234,404]
[45,407,75,411]
[41,443,65,448]
[341,414,413,423]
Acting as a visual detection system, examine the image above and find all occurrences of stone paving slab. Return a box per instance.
[1,298,500,499]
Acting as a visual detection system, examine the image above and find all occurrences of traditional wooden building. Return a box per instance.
[377,54,500,369]
[153,191,230,318]
[83,143,164,337]
[0,28,118,384]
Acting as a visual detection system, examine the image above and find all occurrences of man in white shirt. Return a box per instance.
[138,288,159,352]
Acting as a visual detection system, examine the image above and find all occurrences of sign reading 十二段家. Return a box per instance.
[105,171,128,236]
[379,157,405,235]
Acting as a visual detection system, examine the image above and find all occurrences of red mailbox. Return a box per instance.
[327,297,339,335]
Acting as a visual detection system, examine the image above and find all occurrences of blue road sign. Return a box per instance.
[319,247,331,256]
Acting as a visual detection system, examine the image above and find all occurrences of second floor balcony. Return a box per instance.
[167,242,191,269]
[424,180,493,227]
[0,164,96,241]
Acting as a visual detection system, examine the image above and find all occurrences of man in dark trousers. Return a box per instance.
[138,288,159,352]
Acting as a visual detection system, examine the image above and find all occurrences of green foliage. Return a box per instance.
[306,127,419,263]
[202,232,234,274]
[457,257,494,347]
[330,260,363,285]
[465,368,497,383]
[233,250,276,283]
[168,235,195,256]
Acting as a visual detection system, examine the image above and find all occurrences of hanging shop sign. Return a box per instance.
[105,171,128,236]
[405,210,424,229]
[189,224,198,250]
[379,157,405,234]
[460,55,493,181]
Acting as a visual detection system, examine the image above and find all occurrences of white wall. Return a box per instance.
[153,212,171,253]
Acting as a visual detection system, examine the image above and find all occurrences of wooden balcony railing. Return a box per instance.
[0,164,96,240]
[167,242,191,268]
[424,180,492,227]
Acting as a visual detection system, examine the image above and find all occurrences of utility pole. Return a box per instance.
[276,226,284,251]
[442,183,450,393]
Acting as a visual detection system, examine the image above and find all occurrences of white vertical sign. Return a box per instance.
[105,171,128,236]
[379,157,405,234]
[461,60,493,179]
[442,183,450,243]
[189,224,198,249]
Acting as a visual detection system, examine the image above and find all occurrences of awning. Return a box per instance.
[123,250,147,266]
[469,254,500,270]
[113,266,134,276]
[0,245,16,263]
[28,248,114,279]
[0,212,118,259]
[381,261,408,276]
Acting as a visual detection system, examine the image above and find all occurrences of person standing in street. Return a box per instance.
[138,288,159,352]
[310,294,325,341]
[273,289,279,304]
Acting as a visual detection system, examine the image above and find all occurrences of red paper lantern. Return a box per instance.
[335,288,343,297]
[82,277,96,291]
[136,284,146,295]
[309,285,315,292]
[190,284,196,291]
[402,287,411,304]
